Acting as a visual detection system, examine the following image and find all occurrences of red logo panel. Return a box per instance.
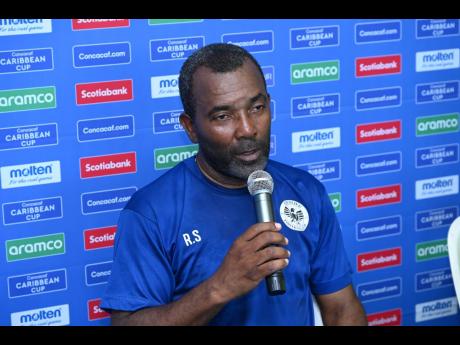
[356,120,401,144]
[80,152,137,179]
[356,54,401,77]
[357,184,401,208]
[76,80,133,105]
[88,299,110,320]
[357,247,402,272]
[72,19,130,30]
[367,308,402,326]
[84,226,117,250]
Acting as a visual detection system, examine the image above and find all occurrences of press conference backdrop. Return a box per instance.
[1,18,460,326]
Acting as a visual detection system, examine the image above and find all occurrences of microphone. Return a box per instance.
[247,170,286,296]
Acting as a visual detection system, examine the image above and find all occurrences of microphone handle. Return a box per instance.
[254,193,286,296]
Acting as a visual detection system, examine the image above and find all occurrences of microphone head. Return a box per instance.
[247,170,274,196]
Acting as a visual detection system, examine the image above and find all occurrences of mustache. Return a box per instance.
[231,138,266,155]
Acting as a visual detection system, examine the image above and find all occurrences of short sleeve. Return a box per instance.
[309,185,353,295]
[100,208,175,312]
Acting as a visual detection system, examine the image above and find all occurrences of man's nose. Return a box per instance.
[235,112,257,138]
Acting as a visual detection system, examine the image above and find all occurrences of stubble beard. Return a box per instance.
[200,136,270,181]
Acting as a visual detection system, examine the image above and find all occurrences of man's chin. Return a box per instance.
[227,156,268,180]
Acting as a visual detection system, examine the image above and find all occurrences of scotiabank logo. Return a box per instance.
[356,54,401,77]
[367,308,402,326]
[357,184,401,208]
[357,247,402,272]
[80,152,136,179]
[356,120,401,144]
[76,80,133,105]
[72,19,129,30]
[88,298,110,321]
[84,226,117,250]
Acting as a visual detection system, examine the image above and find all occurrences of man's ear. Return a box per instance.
[180,112,198,143]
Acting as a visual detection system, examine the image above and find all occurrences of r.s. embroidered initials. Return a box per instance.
[183,229,202,247]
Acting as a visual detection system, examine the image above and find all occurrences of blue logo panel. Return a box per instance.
[270,135,276,155]
[73,42,131,68]
[416,19,459,38]
[8,269,67,298]
[150,36,204,61]
[81,187,137,215]
[291,93,340,118]
[355,87,401,110]
[356,215,402,241]
[153,110,183,134]
[355,21,401,43]
[262,66,275,87]
[0,123,58,151]
[77,116,134,142]
[357,277,402,303]
[290,26,339,49]
[222,31,274,53]
[415,206,458,231]
[356,151,401,176]
[416,81,459,104]
[0,48,53,74]
[3,196,62,225]
[297,160,341,182]
[416,268,453,292]
[416,144,459,168]
[85,261,112,286]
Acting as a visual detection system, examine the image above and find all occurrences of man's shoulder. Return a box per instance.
[125,157,192,213]
[267,159,327,197]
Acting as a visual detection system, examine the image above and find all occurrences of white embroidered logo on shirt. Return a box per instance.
[280,200,309,231]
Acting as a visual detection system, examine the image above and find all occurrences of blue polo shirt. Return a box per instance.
[101,156,353,325]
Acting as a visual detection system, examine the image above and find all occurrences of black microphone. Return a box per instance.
[247,170,286,296]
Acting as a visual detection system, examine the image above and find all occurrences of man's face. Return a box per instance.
[189,60,271,181]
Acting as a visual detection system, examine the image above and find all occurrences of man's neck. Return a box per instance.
[195,154,246,189]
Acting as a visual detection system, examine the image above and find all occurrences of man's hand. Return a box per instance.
[208,222,290,303]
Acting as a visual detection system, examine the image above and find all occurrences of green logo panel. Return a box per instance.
[291,60,339,84]
[329,192,341,213]
[416,113,459,136]
[154,144,199,170]
[0,86,56,113]
[416,239,448,261]
[6,233,65,262]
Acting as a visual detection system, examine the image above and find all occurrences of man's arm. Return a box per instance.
[110,222,290,326]
[110,277,226,326]
[315,284,368,326]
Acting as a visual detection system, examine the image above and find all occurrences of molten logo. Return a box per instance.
[72,19,129,30]
[367,308,402,326]
[356,54,401,77]
[357,247,401,272]
[80,152,136,179]
[76,80,133,105]
[84,226,117,250]
[88,299,110,321]
[357,184,401,208]
[356,120,401,143]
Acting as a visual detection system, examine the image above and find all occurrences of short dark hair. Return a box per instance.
[179,43,266,119]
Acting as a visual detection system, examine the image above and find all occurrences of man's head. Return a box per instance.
[179,43,267,120]
[178,43,271,184]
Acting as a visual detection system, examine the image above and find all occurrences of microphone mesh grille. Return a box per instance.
[247,170,274,195]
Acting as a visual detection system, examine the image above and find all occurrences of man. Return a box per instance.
[101,43,367,326]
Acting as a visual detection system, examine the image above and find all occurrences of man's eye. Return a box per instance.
[251,104,265,112]
[214,114,230,121]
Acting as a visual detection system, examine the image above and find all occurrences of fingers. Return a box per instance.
[241,222,281,242]
[256,258,290,279]
[251,230,288,252]
[256,246,291,266]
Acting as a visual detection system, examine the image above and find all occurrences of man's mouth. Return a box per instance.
[235,148,260,162]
